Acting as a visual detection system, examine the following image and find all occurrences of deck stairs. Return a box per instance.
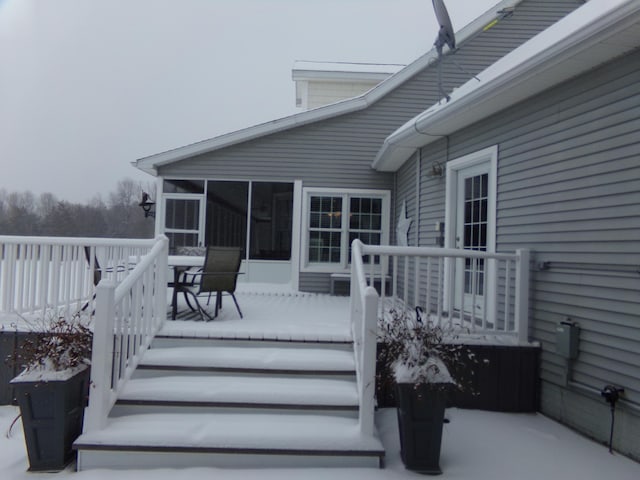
[74,331,385,469]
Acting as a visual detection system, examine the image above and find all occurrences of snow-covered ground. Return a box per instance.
[1,405,638,479]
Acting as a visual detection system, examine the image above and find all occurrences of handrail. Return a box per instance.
[349,240,530,436]
[83,236,168,432]
[0,235,158,247]
[360,244,519,260]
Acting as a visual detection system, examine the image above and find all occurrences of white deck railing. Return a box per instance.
[350,240,530,435]
[83,236,168,432]
[0,235,158,319]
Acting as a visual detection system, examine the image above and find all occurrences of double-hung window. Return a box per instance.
[303,188,390,272]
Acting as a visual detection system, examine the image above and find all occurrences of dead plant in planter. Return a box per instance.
[376,307,481,475]
[8,314,92,379]
[377,307,478,392]
[6,314,93,472]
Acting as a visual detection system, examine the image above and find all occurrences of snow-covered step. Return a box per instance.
[113,374,359,414]
[75,412,384,469]
[135,346,356,376]
[152,334,353,351]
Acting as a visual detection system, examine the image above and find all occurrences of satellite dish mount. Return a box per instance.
[432,0,456,102]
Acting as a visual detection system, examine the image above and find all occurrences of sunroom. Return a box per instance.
[144,175,392,292]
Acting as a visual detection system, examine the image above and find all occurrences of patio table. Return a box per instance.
[168,255,204,320]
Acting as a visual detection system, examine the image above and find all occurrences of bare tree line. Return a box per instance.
[0,178,155,238]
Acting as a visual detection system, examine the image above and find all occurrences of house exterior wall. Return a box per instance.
[400,48,640,460]
[157,0,583,293]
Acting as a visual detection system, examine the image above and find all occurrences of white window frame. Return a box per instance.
[161,193,206,247]
[301,187,391,273]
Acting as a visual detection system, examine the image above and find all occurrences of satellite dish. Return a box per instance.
[431,0,456,102]
[433,0,456,54]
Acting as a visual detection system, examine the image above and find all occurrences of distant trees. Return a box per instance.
[0,179,155,238]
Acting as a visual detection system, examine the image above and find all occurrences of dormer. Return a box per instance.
[292,61,404,110]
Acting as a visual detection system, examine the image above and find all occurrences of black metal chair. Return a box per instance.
[179,246,243,321]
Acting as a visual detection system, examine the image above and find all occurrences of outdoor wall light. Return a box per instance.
[430,161,444,177]
[139,192,156,218]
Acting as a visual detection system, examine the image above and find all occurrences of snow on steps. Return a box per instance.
[114,375,359,414]
[75,335,384,469]
[75,412,383,469]
[135,345,356,376]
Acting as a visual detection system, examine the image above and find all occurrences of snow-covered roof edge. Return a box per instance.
[373,0,640,172]
[292,61,406,82]
[133,0,523,175]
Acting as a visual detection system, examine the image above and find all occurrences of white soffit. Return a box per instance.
[134,0,523,175]
[373,0,640,172]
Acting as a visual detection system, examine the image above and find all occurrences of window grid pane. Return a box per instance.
[308,196,343,264]
[463,173,488,295]
[348,197,383,264]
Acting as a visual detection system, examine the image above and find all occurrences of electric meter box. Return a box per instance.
[556,321,579,359]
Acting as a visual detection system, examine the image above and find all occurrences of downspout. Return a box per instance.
[415,149,421,247]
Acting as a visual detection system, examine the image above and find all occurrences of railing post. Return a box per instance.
[154,235,169,331]
[515,249,530,345]
[83,279,116,433]
[359,285,378,437]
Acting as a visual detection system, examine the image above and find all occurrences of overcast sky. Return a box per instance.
[1,0,498,203]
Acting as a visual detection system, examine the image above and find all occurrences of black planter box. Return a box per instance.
[377,343,540,412]
[12,366,90,471]
[447,344,540,412]
[396,383,447,475]
[0,331,39,405]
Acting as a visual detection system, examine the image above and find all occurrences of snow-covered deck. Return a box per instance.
[164,284,352,343]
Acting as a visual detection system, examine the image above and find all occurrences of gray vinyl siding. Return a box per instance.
[409,48,640,460]
[158,0,581,294]
[299,272,333,294]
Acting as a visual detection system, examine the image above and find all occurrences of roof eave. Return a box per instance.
[373,1,640,172]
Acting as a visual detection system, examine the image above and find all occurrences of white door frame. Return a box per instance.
[443,145,498,318]
[290,180,303,291]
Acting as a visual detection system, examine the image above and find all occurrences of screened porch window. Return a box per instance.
[205,181,249,252]
[250,182,293,260]
[163,179,293,261]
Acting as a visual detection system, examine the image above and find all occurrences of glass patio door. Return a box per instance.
[454,164,489,317]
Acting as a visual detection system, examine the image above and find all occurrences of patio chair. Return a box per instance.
[179,246,243,321]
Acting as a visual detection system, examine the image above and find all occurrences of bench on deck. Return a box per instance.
[330,272,391,296]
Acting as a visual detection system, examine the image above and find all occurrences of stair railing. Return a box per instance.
[83,235,168,432]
